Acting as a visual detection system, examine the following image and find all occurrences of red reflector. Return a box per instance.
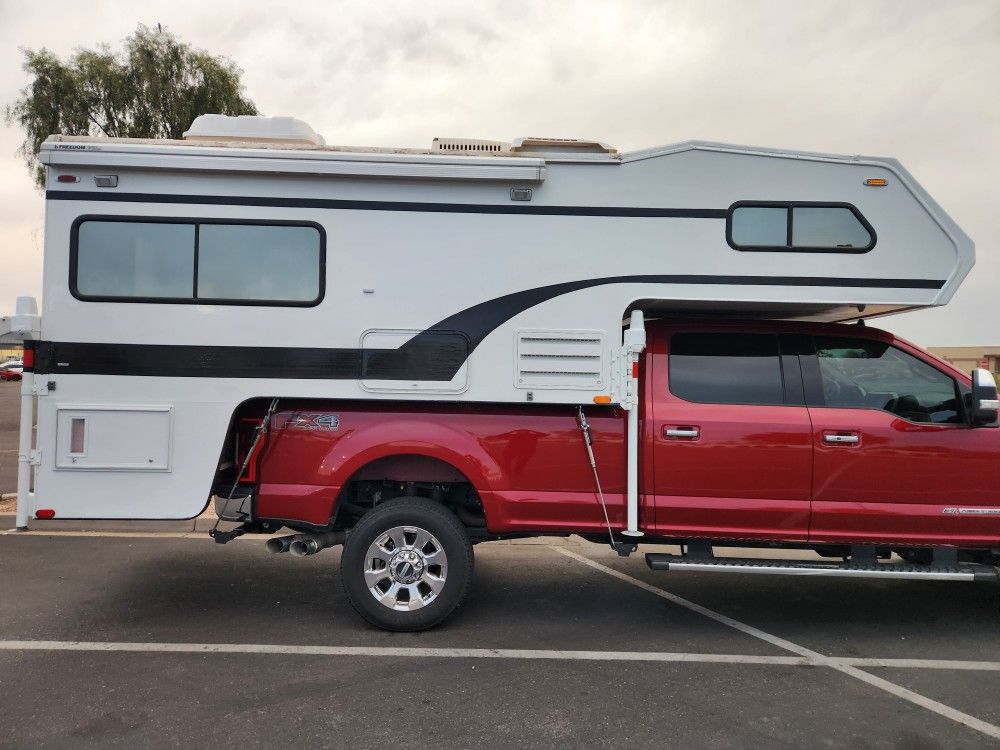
[22,346,34,369]
[35,509,56,519]
[56,175,79,183]
[631,361,639,378]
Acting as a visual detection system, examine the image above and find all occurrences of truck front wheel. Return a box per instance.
[340,497,474,631]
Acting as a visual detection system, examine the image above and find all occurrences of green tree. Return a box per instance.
[5,25,259,188]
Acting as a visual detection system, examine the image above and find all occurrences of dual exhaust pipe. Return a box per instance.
[265,531,346,557]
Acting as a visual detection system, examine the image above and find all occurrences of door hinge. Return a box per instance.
[28,449,41,466]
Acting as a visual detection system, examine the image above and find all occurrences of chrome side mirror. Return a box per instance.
[969,368,999,426]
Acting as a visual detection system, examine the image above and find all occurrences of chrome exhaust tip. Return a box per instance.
[265,535,299,554]
[288,531,346,557]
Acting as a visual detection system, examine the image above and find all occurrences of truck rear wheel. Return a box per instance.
[340,497,474,631]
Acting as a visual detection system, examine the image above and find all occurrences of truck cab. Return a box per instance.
[643,319,1000,548]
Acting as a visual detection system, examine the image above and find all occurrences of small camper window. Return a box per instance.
[791,207,872,249]
[729,207,787,247]
[727,202,875,253]
[75,221,196,299]
[197,225,321,303]
[72,217,324,306]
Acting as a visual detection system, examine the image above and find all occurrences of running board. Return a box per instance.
[645,554,998,582]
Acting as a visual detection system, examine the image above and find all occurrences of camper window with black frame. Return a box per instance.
[726,201,875,253]
[70,216,325,306]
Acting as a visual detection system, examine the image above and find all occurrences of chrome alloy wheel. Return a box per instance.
[363,525,448,611]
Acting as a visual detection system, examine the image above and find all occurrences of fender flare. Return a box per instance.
[322,418,507,524]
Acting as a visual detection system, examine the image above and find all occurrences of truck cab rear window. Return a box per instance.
[728,202,874,253]
[71,218,324,306]
[669,333,784,405]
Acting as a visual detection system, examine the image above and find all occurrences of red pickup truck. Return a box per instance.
[224,319,1000,630]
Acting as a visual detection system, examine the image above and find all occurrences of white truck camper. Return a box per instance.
[3,115,975,537]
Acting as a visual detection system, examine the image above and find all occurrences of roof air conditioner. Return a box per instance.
[183,115,326,146]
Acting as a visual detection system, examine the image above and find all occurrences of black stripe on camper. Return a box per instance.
[35,274,946,380]
[47,190,729,218]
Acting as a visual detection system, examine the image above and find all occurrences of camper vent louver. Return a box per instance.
[432,137,512,154]
[516,330,605,390]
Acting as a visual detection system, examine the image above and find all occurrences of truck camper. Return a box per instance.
[3,114,997,630]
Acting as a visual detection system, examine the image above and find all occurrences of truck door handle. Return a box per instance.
[664,426,700,440]
[823,432,860,445]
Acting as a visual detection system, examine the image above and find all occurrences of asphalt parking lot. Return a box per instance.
[1,528,999,749]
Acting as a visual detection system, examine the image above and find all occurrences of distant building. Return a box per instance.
[0,343,22,364]
[929,346,1000,376]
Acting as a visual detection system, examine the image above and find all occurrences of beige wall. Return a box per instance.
[929,346,1000,376]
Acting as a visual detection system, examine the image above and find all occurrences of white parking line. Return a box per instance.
[839,657,1000,671]
[553,546,1000,742]
[0,640,811,665]
[2,639,999,673]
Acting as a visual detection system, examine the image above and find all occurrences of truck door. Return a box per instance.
[805,334,1000,546]
[649,330,813,541]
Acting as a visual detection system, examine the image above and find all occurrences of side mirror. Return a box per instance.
[968,368,999,426]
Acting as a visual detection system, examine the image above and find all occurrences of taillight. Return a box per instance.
[35,509,56,519]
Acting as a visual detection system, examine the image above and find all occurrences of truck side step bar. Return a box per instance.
[645,554,999,582]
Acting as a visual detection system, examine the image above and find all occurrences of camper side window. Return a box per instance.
[75,221,196,299]
[71,218,324,306]
[197,224,321,303]
[727,202,874,253]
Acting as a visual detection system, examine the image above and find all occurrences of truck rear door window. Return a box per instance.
[71,218,324,306]
[669,333,784,405]
[813,337,964,424]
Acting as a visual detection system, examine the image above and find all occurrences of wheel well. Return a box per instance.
[334,454,487,531]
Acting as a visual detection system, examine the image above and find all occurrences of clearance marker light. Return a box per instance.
[864,178,888,187]
[56,174,79,183]
[592,395,612,404]
[35,509,56,519]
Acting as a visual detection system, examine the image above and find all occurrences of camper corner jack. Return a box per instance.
[619,310,646,539]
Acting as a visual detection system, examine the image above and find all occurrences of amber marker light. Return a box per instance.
[864,178,888,187]
[593,395,612,404]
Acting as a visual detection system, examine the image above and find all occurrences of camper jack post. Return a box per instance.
[1,295,40,531]
[622,310,646,538]
[15,368,32,530]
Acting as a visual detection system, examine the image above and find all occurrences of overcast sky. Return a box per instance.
[1,0,997,345]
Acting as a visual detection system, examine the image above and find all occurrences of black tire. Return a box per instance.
[340,497,474,631]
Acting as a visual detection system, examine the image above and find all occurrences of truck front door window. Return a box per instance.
[813,337,964,424]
